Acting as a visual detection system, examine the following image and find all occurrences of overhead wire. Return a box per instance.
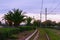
[48,0,60,14]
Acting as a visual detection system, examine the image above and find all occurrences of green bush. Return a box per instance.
[0,26,36,40]
[0,28,19,40]
[9,34,18,39]
[19,26,36,32]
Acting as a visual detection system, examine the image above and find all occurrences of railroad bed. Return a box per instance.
[38,28,50,40]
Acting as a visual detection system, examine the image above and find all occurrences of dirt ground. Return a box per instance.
[17,30,34,40]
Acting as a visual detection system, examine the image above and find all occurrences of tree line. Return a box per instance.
[0,9,60,28]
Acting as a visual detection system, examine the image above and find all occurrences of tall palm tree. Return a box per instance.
[4,9,26,27]
[26,17,32,26]
[33,20,41,27]
[4,12,13,26]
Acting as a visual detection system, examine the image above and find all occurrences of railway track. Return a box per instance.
[25,28,50,40]
[46,33,50,40]
[25,29,38,40]
[37,28,50,40]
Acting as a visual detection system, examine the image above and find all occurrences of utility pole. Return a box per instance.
[40,0,43,27]
[45,8,47,21]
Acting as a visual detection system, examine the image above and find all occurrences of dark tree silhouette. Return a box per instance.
[57,22,60,26]
[42,20,52,27]
[4,9,26,27]
[33,20,41,27]
[41,20,57,28]
[26,17,32,26]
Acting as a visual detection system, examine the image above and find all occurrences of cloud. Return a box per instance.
[25,13,60,22]
[0,13,60,23]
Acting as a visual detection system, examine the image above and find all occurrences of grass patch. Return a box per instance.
[0,28,18,40]
[45,28,60,40]
[38,28,47,40]
[0,26,36,40]
[29,30,37,40]
[9,34,18,39]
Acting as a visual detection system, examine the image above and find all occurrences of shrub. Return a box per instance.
[0,28,19,40]
[0,26,36,40]
[19,26,36,32]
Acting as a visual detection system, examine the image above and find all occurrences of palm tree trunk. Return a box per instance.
[14,22,20,27]
[7,20,12,26]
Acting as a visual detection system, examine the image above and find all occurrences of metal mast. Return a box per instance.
[45,8,47,21]
[40,0,43,27]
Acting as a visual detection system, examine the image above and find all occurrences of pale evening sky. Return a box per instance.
[0,0,60,22]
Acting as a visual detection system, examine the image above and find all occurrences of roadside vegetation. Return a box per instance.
[45,28,60,40]
[0,26,36,40]
[38,28,48,40]
[38,28,60,40]
[0,8,60,40]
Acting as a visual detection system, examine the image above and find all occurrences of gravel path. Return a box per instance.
[17,30,35,40]
[33,31,39,40]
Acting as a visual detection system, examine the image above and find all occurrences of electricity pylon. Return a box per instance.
[45,8,47,21]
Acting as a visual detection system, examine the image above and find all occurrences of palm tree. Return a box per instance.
[33,20,41,27]
[4,12,13,26]
[12,9,26,26]
[4,9,26,27]
[26,17,32,26]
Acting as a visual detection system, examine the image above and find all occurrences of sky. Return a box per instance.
[0,0,60,22]
[0,0,60,13]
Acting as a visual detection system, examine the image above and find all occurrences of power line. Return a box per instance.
[49,0,60,14]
